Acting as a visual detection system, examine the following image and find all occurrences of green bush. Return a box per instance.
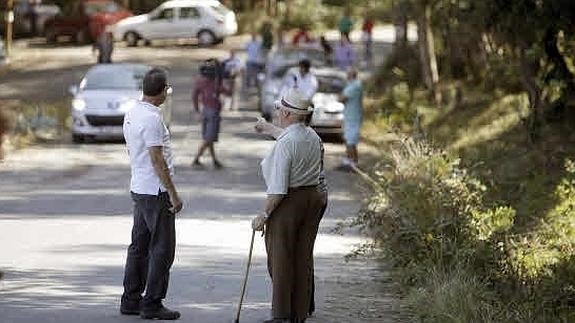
[407,265,502,323]
[357,138,513,268]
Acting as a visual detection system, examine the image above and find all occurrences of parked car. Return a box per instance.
[44,0,132,44]
[69,63,172,142]
[258,46,327,120]
[112,0,237,47]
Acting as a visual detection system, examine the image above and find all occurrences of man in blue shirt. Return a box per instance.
[339,68,363,168]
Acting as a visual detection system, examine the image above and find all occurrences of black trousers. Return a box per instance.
[122,191,175,310]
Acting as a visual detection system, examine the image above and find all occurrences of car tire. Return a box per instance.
[72,134,84,143]
[125,31,140,47]
[75,29,90,45]
[197,30,216,47]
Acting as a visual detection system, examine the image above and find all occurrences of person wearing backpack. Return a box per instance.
[192,58,231,169]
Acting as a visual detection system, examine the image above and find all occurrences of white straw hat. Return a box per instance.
[275,88,312,115]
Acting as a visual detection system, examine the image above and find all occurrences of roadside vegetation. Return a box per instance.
[0,100,69,150]
[354,1,575,322]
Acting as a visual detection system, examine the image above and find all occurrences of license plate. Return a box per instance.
[99,126,122,134]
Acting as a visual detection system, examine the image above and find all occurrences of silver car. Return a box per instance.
[261,65,346,138]
[69,63,172,143]
[309,68,346,137]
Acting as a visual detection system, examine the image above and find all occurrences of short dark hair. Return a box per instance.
[299,59,311,70]
[143,68,168,96]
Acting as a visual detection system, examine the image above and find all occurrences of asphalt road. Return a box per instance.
[0,33,399,323]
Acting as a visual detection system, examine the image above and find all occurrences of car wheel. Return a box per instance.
[72,134,84,143]
[125,31,140,47]
[75,29,90,44]
[45,26,57,44]
[197,30,216,46]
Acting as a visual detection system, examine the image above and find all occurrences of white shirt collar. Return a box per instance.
[140,100,161,114]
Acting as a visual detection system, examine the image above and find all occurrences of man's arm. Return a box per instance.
[264,194,285,216]
[255,118,283,138]
[252,194,284,231]
[149,146,183,214]
[192,80,201,112]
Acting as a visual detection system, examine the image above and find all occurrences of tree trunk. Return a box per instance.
[416,1,440,103]
[543,28,575,94]
[519,46,542,143]
[392,0,408,49]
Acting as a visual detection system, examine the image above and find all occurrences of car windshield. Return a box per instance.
[82,67,148,90]
[317,75,345,94]
[85,1,120,16]
[270,49,325,66]
[209,4,230,16]
[271,64,297,78]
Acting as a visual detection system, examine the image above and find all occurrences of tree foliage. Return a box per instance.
[390,0,575,140]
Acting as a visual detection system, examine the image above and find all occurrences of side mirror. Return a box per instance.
[68,85,79,96]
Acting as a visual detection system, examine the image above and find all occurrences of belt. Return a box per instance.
[287,185,318,193]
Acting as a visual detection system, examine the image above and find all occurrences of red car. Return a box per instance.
[44,0,131,44]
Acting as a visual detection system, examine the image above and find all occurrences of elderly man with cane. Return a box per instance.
[252,88,325,323]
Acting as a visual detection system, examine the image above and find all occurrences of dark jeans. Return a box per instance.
[122,191,175,310]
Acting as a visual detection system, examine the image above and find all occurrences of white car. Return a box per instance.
[69,64,172,143]
[112,0,237,47]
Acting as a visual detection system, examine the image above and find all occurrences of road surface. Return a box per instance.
[0,34,399,323]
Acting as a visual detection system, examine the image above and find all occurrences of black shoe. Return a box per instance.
[140,305,180,320]
[120,299,140,316]
[192,160,205,170]
[213,160,224,170]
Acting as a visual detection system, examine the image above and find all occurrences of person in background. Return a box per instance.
[292,25,313,46]
[93,30,114,64]
[338,9,353,42]
[222,49,242,111]
[338,68,363,170]
[252,88,324,323]
[245,33,264,89]
[334,38,355,70]
[319,35,333,65]
[192,58,231,169]
[0,110,6,280]
[280,59,318,102]
[0,110,7,160]
[261,21,274,59]
[362,16,375,65]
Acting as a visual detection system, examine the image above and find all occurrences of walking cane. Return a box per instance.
[235,229,256,323]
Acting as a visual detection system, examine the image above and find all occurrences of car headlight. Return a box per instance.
[323,102,345,113]
[72,98,86,111]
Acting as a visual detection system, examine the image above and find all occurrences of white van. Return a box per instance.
[112,0,237,47]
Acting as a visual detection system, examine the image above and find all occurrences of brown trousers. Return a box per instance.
[265,186,324,320]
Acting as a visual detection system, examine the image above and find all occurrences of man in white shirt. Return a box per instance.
[280,59,318,101]
[121,68,183,321]
[252,88,324,323]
